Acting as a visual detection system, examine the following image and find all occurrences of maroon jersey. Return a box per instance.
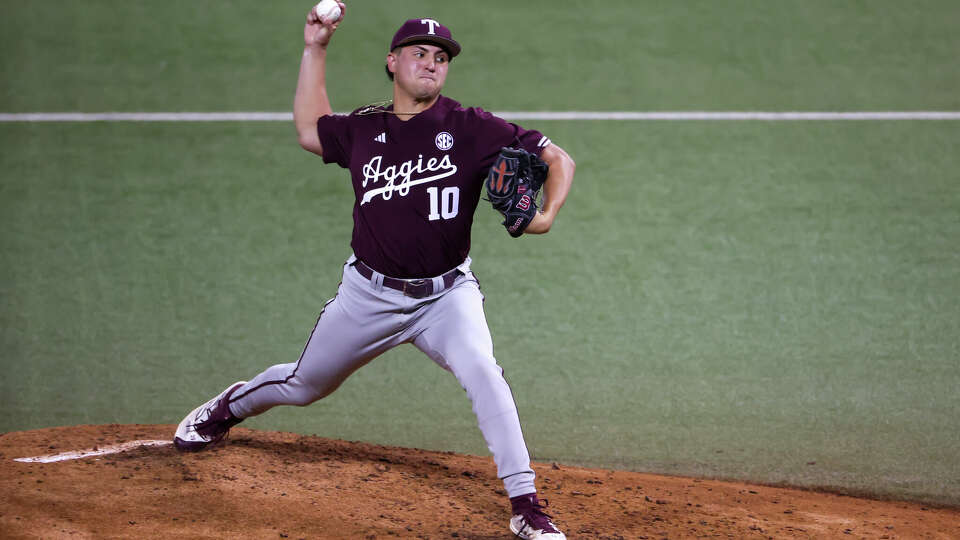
[316,95,550,278]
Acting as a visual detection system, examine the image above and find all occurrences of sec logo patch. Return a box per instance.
[435,131,454,151]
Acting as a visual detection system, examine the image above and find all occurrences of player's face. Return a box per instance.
[389,44,450,101]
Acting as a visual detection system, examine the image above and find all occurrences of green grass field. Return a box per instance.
[2,1,959,506]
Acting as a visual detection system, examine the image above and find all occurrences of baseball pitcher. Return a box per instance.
[174,4,575,539]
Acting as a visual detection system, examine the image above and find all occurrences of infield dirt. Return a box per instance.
[1,425,957,539]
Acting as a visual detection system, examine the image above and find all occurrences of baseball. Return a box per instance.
[314,0,342,23]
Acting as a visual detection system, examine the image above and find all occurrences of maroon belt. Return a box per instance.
[353,260,460,299]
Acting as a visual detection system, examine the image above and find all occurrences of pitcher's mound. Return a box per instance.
[1,425,957,538]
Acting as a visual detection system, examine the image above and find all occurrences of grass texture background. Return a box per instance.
[2,1,959,505]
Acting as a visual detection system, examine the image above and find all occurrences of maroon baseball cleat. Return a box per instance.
[173,381,246,451]
[509,493,566,539]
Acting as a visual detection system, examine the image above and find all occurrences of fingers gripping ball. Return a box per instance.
[485,147,549,237]
[314,0,342,23]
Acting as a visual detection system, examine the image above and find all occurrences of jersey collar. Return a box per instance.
[386,95,457,127]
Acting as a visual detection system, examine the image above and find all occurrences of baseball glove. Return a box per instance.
[485,147,549,237]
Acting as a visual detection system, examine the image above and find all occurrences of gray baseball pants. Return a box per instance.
[225,255,537,498]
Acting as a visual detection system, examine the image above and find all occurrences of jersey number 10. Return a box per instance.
[427,187,460,221]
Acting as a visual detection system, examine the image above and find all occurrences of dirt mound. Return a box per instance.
[1,425,957,539]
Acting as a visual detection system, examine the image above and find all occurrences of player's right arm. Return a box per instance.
[294,2,346,156]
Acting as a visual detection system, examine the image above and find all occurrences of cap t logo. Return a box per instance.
[391,18,460,58]
[420,19,440,35]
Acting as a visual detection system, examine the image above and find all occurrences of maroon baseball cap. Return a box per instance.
[390,18,461,58]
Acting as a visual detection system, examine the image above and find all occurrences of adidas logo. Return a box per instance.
[374,132,386,144]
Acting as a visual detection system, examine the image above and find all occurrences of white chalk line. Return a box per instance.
[13,440,172,463]
[1,111,960,122]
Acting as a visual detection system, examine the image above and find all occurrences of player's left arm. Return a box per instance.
[525,143,576,234]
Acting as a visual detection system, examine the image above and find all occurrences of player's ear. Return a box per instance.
[386,50,398,80]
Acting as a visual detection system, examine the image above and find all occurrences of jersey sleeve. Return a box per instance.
[315,114,354,168]
[468,107,551,161]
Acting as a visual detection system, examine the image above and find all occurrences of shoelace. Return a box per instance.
[194,400,235,439]
[520,499,559,533]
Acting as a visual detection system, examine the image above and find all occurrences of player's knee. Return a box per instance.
[285,392,319,407]
[456,355,505,390]
[281,377,342,406]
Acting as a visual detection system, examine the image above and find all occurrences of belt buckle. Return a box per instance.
[403,279,428,298]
